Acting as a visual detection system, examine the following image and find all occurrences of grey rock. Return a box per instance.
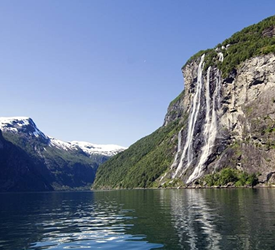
[164,54,275,184]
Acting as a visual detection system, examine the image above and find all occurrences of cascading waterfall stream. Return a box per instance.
[172,54,222,183]
[217,52,223,109]
[170,128,183,169]
[187,68,221,183]
[202,66,212,143]
[172,54,205,178]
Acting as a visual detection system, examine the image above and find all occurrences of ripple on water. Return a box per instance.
[27,197,162,250]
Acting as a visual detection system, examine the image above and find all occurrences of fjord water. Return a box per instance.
[1,189,275,250]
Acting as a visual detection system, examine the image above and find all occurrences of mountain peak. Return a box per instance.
[0,116,126,157]
[0,116,34,124]
[0,116,126,191]
[0,116,47,139]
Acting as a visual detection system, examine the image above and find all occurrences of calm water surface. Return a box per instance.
[1,189,275,249]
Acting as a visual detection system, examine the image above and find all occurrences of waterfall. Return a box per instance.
[204,67,212,135]
[170,128,183,169]
[187,68,221,183]
[218,52,224,62]
[172,54,205,178]
[216,70,222,109]
[171,52,222,183]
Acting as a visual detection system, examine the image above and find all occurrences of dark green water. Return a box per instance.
[1,189,275,249]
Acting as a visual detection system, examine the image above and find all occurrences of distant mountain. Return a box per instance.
[0,130,54,191]
[0,117,125,191]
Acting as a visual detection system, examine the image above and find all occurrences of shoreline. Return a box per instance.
[92,183,275,191]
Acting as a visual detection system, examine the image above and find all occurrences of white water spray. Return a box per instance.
[187,68,221,183]
[218,52,224,62]
[170,128,183,170]
[171,51,223,183]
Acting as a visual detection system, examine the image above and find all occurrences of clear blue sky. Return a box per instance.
[1,1,275,147]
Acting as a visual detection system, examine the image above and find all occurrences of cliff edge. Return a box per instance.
[94,15,275,189]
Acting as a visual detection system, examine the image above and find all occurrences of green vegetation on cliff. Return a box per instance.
[93,15,275,189]
[1,131,101,191]
[200,168,258,187]
[93,119,184,189]
[183,15,275,77]
[93,91,186,189]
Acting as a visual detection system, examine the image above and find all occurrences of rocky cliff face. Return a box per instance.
[164,53,275,185]
[167,55,226,184]
[218,54,275,183]
[163,91,185,126]
[93,15,275,189]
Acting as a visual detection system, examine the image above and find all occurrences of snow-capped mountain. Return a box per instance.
[0,117,126,157]
[0,116,126,192]
[0,117,48,140]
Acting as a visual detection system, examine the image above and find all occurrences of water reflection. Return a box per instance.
[1,189,275,250]
[160,189,275,250]
[0,191,162,250]
[160,189,221,249]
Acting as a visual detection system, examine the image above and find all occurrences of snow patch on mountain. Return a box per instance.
[0,116,47,139]
[71,141,126,157]
[0,117,126,157]
[49,137,77,151]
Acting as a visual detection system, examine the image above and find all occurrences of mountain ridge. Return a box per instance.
[93,15,275,189]
[0,116,126,157]
[0,116,125,191]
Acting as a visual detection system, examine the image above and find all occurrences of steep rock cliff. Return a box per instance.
[94,15,275,189]
[217,54,275,183]
[165,53,275,185]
